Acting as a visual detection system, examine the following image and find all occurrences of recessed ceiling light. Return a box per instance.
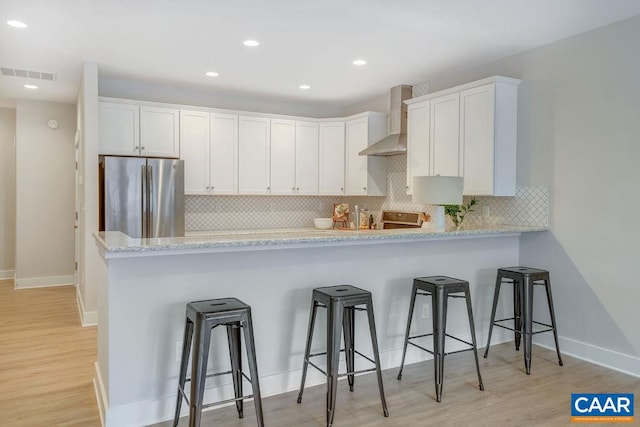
[7,20,27,28]
[352,59,367,66]
[243,40,259,47]
[299,85,311,90]
[205,71,219,77]
[24,84,38,89]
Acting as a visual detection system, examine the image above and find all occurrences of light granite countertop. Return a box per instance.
[94,225,546,258]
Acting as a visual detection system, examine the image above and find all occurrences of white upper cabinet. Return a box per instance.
[406,101,430,195]
[405,76,520,196]
[430,93,460,177]
[99,101,179,158]
[210,113,238,195]
[140,106,180,158]
[294,121,319,195]
[270,119,297,195]
[239,116,270,194]
[460,80,518,196]
[345,113,387,196]
[181,111,238,195]
[180,110,210,195]
[319,122,346,195]
[99,102,140,156]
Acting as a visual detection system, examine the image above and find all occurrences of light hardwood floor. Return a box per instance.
[1,279,638,426]
[0,279,100,426]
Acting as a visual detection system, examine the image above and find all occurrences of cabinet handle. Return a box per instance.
[296,187,300,191]
[134,146,139,150]
[292,187,296,191]
[363,187,367,191]
[141,146,146,150]
[267,187,270,190]
[340,187,344,191]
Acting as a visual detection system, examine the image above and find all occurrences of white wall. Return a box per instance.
[15,100,76,287]
[419,15,640,361]
[0,108,16,278]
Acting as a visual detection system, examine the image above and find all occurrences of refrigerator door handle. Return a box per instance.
[147,165,154,237]
[141,165,148,238]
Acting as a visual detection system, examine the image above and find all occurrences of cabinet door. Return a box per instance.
[460,84,496,195]
[180,110,210,195]
[345,118,368,195]
[406,101,430,195]
[270,119,296,195]
[238,116,270,194]
[140,106,180,158]
[319,122,345,195]
[210,113,238,195]
[295,121,319,195]
[99,102,140,156]
[430,93,460,176]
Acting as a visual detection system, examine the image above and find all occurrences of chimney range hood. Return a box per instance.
[359,84,412,156]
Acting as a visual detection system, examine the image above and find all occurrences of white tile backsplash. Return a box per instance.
[185,153,549,231]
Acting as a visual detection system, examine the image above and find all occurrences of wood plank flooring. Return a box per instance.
[1,278,638,426]
[0,279,100,426]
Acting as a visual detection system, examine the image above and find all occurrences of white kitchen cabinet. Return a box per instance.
[405,76,520,196]
[270,119,296,195]
[460,80,518,196]
[210,113,239,195]
[181,111,238,195]
[294,121,319,195]
[239,116,270,194]
[99,102,140,156]
[140,106,180,158]
[345,113,387,196]
[319,122,346,195]
[406,101,430,195]
[430,93,460,177]
[180,110,210,194]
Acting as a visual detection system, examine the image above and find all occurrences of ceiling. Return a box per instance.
[2,0,640,109]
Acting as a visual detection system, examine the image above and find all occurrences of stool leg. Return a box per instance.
[398,283,418,379]
[464,287,484,391]
[432,288,447,402]
[326,300,344,427]
[297,300,319,404]
[342,306,355,392]
[226,324,243,418]
[366,297,389,417]
[189,318,211,427]
[514,279,522,351]
[242,311,264,427]
[173,318,194,427]
[543,278,564,367]
[522,276,534,375]
[484,275,502,358]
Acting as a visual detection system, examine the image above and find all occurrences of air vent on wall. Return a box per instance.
[1,67,55,81]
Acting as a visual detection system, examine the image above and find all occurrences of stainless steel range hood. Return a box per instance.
[359,84,412,156]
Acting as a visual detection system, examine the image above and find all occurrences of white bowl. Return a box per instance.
[313,218,333,230]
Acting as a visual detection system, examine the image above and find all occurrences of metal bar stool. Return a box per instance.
[484,266,563,374]
[397,276,484,402]
[297,285,389,427]
[173,298,264,427]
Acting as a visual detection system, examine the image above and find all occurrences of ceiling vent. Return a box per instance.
[1,67,55,81]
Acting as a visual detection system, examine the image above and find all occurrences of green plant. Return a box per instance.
[444,198,477,227]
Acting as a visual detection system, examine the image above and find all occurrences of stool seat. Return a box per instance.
[398,276,484,402]
[298,285,388,427]
[484,267,563,375]
[174,297,264,427]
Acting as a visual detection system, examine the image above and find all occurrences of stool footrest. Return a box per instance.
[492,319,555,335]
[202,394,255,409]
[305,349,378,377]
[407,332,476,356]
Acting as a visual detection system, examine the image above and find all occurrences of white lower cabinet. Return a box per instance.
[319,121,346,195]
[239,116,271,195]
[345,114,387,196]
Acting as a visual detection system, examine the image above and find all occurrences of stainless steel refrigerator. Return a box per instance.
[99,156,185,238]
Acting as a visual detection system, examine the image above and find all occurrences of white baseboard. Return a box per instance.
[535,334,640,378]
[0,269,15,280]
[14,274,75,289]
[94,362,107,427]
[76,288,98,327]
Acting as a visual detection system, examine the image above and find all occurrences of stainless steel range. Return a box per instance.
[380,210,424,229]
